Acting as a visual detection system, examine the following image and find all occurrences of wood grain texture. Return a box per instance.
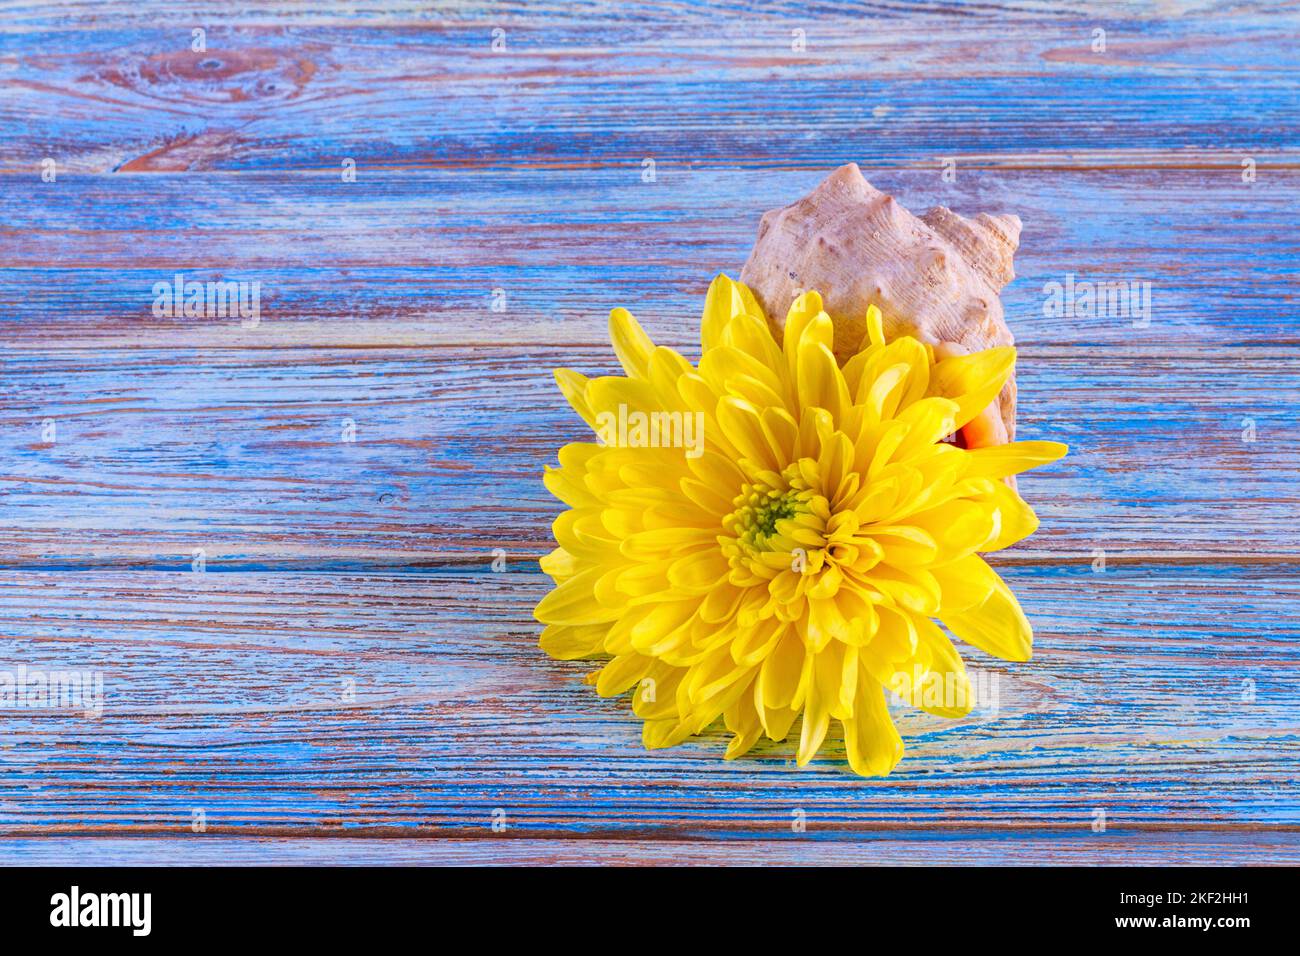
[0,348,1296,562]
[1,164,1296,351]
[5,833,1300,867]
[0,0,1297,865]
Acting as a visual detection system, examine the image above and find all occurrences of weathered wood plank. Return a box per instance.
[0,564,1295,841]
[0,349,1294,563]
[3,832,1299,867]
[0,6,1295,177]
[0,168,1295,349]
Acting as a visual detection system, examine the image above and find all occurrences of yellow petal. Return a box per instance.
[844,672,903,777]
[980,480,1040,552]
[542,463,595,509]
[667,549,731,593]
[716,396,782,473]
[534,565,621,625]
[757,697,799,742]
[701,274,749,352]
[632,666,684,720]
[596,652,654,697]
[879,336,931,411]
[862,363,911,425]
[643,718,692,749]
[796,647,834,765]
[940,571,1033,662]
[805,597,851,650]
[909,617,972,718]
[554,368,596,427]
[864,524,939,567]
[721,309,785,375]
[609,307,656,379]
[781,291,825,356]
[731,618,787,667]
[759,628,805,710]
[894,397,960,457]
[931,346,1015,430]
[732,278,766,322]
[538,545,579,581]
[932,553,1000,612]
[796,339,849,421]
[724,684,764,759]
[538,623,609,660]
[963,440,1068,479]
[781,293,831,389]
[864,303,885,349]
[585,375,665,423]
[627,599,701,649]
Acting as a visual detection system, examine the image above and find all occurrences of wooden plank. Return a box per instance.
[3,833,1299,867]
[0,168,1296,349]
[0,6,1295,178]
[0,349,1294,563]
[0,564,1295,847]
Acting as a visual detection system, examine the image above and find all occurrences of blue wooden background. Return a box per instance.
[0,1,1297,864]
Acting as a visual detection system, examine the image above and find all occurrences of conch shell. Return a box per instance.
[740,163,1021,444]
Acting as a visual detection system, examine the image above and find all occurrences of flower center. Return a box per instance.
[738,489,802,548]
[721,462,831,579]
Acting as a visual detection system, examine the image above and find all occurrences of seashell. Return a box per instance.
[740,163,1022,442]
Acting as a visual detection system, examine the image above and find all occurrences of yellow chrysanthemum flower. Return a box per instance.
[535,275,1067,776]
